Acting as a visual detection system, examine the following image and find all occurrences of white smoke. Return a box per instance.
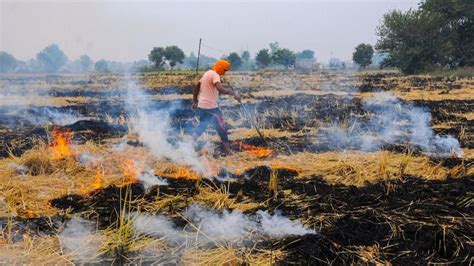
[59,218,102,262]
[131,204,315,248]
[125,80,206,174]
[131,213,185,245]
[0,89,85,127]
[322,92,463,157]
[256,210,315,238]
[184,205,257,243]
[7,162,28,175]
[138,170,168,190]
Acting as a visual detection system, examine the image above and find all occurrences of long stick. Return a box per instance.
[195,38,201,74]
[227,83,267,144]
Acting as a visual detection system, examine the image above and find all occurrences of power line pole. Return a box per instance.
[195,38,202,74]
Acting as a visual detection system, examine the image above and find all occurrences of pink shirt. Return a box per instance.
[198,70,221,109]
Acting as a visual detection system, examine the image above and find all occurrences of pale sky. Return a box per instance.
[1,0,419,63]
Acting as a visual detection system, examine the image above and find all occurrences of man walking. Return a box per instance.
[192,59,241,155]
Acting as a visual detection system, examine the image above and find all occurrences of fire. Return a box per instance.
[50,125,73,159]
[92,167,104,190]
[121,159,139,185]
[174,166,200,179]
[270,161,300,175]
[233,141,275,158]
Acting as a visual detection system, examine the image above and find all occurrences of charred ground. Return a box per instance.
[0,71,472,264]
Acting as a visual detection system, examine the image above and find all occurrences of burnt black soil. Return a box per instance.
[45,165,474,264]
[0,215,66,242]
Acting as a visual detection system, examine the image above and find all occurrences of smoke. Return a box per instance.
[137,170,169,190]
[125,80,206,174]
[7,162,28,175]
[0,89,85,127]
[131,204,315,248]
[256,210,315,238]
[184,205,257,243]
[59,218,102,262]
[321,92,463,157]
[131,213,185,245]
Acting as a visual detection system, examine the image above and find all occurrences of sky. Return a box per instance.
[0,0,419,63]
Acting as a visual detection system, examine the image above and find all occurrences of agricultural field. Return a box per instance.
[0,70,473,264]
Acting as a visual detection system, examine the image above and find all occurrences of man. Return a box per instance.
[192,59,241,155]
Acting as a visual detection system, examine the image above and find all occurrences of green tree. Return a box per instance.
[272,48,296,68]
[269,42,280,53]
[420,0,474,67]
[148,47,166,69]
[78,54,93,72]
[241,50,250,62]
[296,50,315,59]
[352,43,374,68]
[0,51,17,72]
[255,49,272,68]
[94,60,109,72]
[227,52,243,70]
[376,0,473,74]
[36,44,68,73]
[164,45,185,69]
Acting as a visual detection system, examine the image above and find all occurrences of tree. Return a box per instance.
[227,52,243,70]
[269,42,280,53]
[36,44,68,73]
[376,0,474,74]
[164,45,185,69]
[420,0,474,67]
[78,54,93,72]
[241,50,250,62]
[272,48,296,68]
[352,44,374,69]
[296,50,315,59]
[94,60,109,72]
[255,49,272,68]
[148,47,166,69]
[0,51,17,72]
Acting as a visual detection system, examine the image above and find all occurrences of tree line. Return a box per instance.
[0,43,316,73]
[1,0,470,74]
[147,42,316,71]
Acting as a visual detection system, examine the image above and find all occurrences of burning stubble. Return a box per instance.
[320,92,463,157]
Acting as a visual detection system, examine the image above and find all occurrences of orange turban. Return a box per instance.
[212,60,231,75]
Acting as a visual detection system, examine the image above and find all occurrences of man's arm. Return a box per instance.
[215,82,241,102]
[192,82,200,110]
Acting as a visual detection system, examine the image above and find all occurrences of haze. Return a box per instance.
[1,0,419,63]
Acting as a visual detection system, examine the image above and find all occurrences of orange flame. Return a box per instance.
[92,167,104,190]
[173,166,200,179]
[233,141,274,158]
[121,159,139,185]
[50,126,73,159]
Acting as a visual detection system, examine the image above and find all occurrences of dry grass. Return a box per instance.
[181,245,286,265]
[193,184,263,212]
[0,235,73,264]
[220,150,457,186]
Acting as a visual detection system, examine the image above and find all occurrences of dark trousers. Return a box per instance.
[194,108,229,143]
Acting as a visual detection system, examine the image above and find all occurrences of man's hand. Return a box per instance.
[192,102,198,111]
[234,93,242,103]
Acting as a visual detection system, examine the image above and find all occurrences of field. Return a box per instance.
[0,70,473,264]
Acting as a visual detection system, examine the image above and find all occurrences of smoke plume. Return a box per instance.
[59,218,102,262]
[131,204,315,248]
[125,80,206,174]
[321,92,463,157]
